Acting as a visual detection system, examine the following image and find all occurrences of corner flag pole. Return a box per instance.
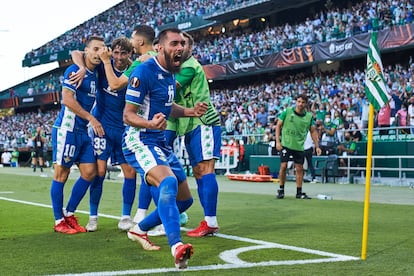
[361,104,374,260]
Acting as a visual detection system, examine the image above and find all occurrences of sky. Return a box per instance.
[0,0,123,92]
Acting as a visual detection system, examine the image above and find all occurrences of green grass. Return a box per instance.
[0,170,413,275]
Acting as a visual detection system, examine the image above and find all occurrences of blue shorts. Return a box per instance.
[52,128,96,168]
[184,125,222,167]
[122,136,186,184]
[93,126,126,165]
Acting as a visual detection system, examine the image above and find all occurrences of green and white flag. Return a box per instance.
[364,32,391,111]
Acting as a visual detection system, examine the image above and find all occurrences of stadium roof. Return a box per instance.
[203,0,319,21]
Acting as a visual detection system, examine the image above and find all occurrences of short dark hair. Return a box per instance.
[85,35,105,46]
[158,28,182,45]
[182,31,194,47]
[296,93,309,103]
[133,25,155,43]
[111,36,133,53]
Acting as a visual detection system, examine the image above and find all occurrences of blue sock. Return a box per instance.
[138,186,160,230]
[139,208,162,231]
[122,177,136,216]
[139,192,192,231]
[150,185,159,206]
[202,173,219,216]
[138,177,152,209]
[89,176,105,216]
[158,176,181,247]
[50,180,65,220]
[66,177,92,213]
[176,197,193,213]
[196,178,204,208]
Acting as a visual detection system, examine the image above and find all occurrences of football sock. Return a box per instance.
[89,175,105,216]
[122,177,136,216]
[138,176,151,209]
[66,177,92,213]
[205,216,218,227]
[50,180,65,220]
[202,173,218,216]
[297,187,302,195]
[158,176,181,247]
[176,197,193,213]
[196,178,204,208]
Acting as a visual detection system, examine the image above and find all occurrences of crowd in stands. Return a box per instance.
[0,109,57,150]
[23,0,414,65]
[25,74,63,96]
[4,0,414,156]
[214,60,414,147]
[1,60,413,155]
[24,0,250,60]
[195,0,414,64]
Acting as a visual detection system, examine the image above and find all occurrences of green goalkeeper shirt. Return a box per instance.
[168,56,220,136]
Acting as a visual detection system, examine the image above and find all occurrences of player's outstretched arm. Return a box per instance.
[169,102,208,118]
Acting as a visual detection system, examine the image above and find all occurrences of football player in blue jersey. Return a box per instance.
[122,28,207,269]
[71,36,138,232]
[98,25,159,230]
[50,35,105,234]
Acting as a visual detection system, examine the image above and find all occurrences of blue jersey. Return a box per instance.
[124,57,176,141]
[93,61,127,129]
[54,64,98,133]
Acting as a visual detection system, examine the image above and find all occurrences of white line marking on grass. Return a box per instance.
[0,196,359,275]
[0,191,14,194]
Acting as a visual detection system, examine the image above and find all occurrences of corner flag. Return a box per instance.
[364,32,391,111]
[361,32,391,261]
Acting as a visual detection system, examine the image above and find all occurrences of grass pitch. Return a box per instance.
[0,167,413,275]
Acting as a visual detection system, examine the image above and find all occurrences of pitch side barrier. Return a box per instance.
[338,155,414,185]
[215,146,239,175]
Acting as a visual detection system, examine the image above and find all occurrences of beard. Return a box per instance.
[163,50,182,74]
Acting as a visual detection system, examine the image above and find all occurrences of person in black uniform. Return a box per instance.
[31,126,46,173]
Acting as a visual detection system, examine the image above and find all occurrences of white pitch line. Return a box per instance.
[1,196,359,275]
[0,191,14,194]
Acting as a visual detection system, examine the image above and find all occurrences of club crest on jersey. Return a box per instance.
[158,73,164,80]
[130,77,140,88]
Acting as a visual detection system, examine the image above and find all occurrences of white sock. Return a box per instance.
[205,216,218,227]
[171,242,183,256]
[66,211,74,217]
[89,215,98,220]
[133,208,147,223]
[131,224,146,234]
[55,218,64,225]
[121,215,131,220]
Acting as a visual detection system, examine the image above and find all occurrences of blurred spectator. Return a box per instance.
[408,97,414,133]
[337,131,357,176]
[319,112,338,155]
[395,102,409,134]
[1,150,11,166]
[377,103,391,135]
[11,147,19,167]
